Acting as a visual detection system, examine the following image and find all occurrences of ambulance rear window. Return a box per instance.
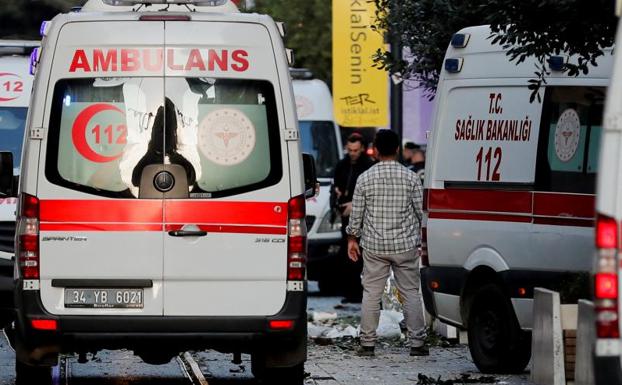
[535,86,605,194]
[45,77,282,199]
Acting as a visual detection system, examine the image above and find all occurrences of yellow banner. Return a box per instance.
[332,0,388,127]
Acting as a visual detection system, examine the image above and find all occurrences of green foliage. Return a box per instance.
[0,0,77,39]
[372,0,617,98]
[253,0,332,85]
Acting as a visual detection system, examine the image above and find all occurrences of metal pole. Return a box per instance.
[389,0,403,159]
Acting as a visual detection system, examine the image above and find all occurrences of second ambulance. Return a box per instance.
[422,25,612,373]
[0,40,38,328]
[0,1,315,384]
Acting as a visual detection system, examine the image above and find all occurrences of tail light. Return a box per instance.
[420,227,429,266]
[269,320,295,330]
[31,319,57,331]
[594,214,620,338]
[16,193,40,280]
[287,195,307,282]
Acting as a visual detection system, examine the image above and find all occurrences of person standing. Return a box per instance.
[332,132,374,303]
[402,141,418,169]
[346,130,427,357]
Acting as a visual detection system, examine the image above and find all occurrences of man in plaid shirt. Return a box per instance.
[346,130,427,357]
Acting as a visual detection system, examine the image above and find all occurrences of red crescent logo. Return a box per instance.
[0,73,23,102]
[71,103,125,163]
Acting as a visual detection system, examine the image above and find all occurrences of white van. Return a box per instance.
[0,40,38,327]
[421,25,612,373]
[0,1,316,384]
[593,17,622,385]
[291,68,343,293]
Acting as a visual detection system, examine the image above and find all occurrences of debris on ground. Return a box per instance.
[415,373,497,385]
[311,311,338,322]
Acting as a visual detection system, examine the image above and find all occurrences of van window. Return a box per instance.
[0,107,27,166]
[535,86,605,194]
[46,78,282,199]
[299,121,339,178]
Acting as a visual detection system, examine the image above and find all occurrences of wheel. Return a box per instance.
[15,359,53,385]
[467,284,531,374]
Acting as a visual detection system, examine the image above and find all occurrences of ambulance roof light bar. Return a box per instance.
[0,41,39,57]
[102,0,227,5]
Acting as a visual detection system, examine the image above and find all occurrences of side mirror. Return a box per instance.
[302,153,318,199]
[0,152,14,196]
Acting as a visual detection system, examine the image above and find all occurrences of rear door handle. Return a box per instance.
[168,230,207,237]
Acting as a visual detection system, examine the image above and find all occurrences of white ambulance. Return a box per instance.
[421,25,612,373]
[593,16,622,385]
[0,40,38,327]
[0,1,316,384]
[291,68,343,293]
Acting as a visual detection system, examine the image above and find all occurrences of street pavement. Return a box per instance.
[0,284,536,384]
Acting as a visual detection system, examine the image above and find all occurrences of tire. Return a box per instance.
[467,284,531,374]
[15,359,53,385]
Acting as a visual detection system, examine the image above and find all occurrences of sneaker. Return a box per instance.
[356,345,375,357]
[409,345,429,356]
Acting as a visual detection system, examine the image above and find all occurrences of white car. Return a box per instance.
[421,25,612,373]
[291,68,343,293]
[0,1,315,384]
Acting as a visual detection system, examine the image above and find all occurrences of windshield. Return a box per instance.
[299,121,339,178]
[0,107,27,167]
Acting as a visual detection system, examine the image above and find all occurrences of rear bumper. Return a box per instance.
[14,282,307,358]
[594,355,622,385]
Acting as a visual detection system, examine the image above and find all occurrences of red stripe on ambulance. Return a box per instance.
[40,200,163,223]
[427,189,595,226]
[39,200,287,230]
[428,189,531,214]
[165,201,287,226]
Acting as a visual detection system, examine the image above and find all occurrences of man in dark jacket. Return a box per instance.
[332,132,375,302]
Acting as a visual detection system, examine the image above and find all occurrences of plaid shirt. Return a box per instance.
[345,160,424,255]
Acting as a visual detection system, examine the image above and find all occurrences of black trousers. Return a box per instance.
[340,216,363,300]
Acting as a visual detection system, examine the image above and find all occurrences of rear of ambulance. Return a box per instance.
[593,17,622,385]
[13,0,307,372]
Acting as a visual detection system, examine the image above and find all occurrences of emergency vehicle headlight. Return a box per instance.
[548,56,566,72]
[444,58,463,73]
[450,33,470,48]
[29,48,40,76]
[40,21,50,37]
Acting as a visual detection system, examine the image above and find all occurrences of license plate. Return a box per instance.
[64,288,144,309]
